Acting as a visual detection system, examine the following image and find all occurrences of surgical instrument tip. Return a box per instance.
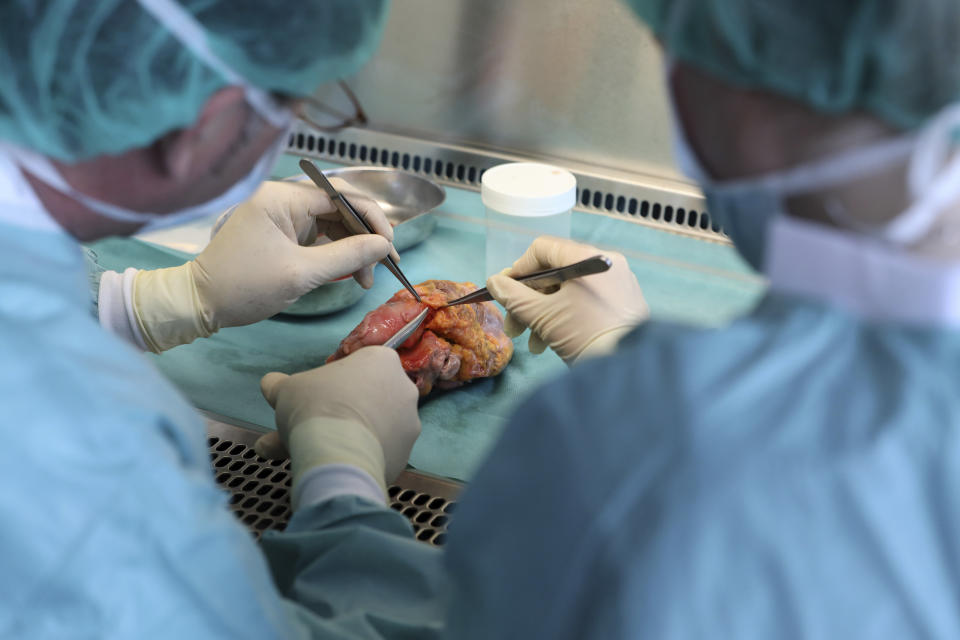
[298,159,422,302]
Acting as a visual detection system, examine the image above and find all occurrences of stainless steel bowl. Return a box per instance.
[280,275,366,317]
[293,167,445,251]
[279,168,445,316]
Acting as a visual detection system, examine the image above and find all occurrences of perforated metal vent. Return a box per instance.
[206,417,460,546]
[209,435,294,536]
[286,122,726,243]
[386,483,455,545]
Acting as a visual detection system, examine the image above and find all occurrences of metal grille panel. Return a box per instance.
[206,418,460,546]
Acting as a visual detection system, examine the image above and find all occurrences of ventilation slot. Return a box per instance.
[287,132,721,236]
[288,135,486,188]
[576,187,716,233]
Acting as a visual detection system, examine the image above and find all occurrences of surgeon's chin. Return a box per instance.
[71,215,146,242]
[20,168,146,241]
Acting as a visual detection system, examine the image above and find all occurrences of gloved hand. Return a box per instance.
[131,180,397,352]
[486,236,649,365]
[255,347,421,499]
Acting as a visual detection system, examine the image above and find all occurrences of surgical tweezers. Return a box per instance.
[299,158,422,302]
[382,308,430,350]
[443,255,613,307]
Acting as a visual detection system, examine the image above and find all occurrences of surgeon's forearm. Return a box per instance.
[96,265,215,353]
[97,267,150,350]
[131,265,216,352]
[260,495,446,638]
[294,464,386,510]
[84,247,146,349]
[97,263,220,353]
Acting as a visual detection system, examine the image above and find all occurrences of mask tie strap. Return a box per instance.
[714,134,916,197]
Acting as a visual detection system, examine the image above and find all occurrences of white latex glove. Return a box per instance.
[486,236,649,365]
[255,347,421,499]
[131,180,397,352]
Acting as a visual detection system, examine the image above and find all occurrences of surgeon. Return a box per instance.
[440,0,960,637]
[0,1,445,637]
[248,0,960,637]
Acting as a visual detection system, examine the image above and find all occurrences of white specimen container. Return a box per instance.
[482,162,576,275]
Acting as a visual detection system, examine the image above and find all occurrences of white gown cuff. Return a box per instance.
[294,464,386,511]
[98,268,149,351]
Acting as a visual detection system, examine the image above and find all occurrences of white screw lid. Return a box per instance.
[481,162,576,217]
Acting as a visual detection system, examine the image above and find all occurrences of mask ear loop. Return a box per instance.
[882,104,960,244]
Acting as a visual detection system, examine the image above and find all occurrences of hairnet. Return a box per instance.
[0,0,388,161]
[626,0,960,131]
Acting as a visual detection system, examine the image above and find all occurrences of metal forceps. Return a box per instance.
[382,308,430,350]
[299,158,422,302]
[442,255,613,307]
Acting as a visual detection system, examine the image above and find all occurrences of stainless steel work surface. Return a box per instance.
[206,416,460,546]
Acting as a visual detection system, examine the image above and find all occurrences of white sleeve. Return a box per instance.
[98,268,149,351]
[294,464,386,510]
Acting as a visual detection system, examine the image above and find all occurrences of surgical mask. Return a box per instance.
[2,0,293,234]
[664,60,960,270]
[2,130,288,234]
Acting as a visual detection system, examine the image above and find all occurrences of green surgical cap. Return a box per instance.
[0,0,388,161]
[626,0,960,130]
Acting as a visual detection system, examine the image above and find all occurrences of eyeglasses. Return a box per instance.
[292,81,368,133]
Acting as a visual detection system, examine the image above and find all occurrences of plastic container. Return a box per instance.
[482,162,576,275]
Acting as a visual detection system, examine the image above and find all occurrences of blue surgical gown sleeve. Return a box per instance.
[81,245,105,316]
[1,224,446,639]
[260,498,446,638]
[443,297,960,639]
